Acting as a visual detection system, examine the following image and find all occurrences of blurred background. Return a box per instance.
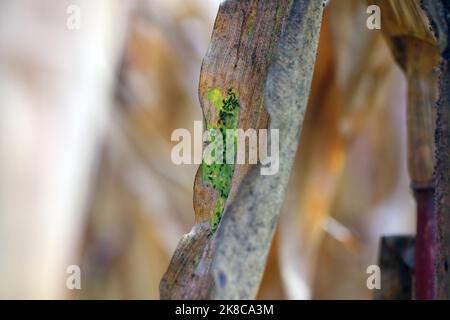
[0,0,416,299]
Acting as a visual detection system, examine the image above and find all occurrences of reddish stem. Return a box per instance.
[413,185,436,299]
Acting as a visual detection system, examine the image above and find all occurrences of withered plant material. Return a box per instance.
[161,0,324,299]
[281,0,399,299]
[372,0,438,185]
[79,0,216,299]
[160,0,289,299]
[373,0,440,299]
[421,0,450,300]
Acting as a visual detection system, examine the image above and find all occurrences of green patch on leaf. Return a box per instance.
[210,198,225,233]
[207,88,224,116]
[202,88,240,233]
